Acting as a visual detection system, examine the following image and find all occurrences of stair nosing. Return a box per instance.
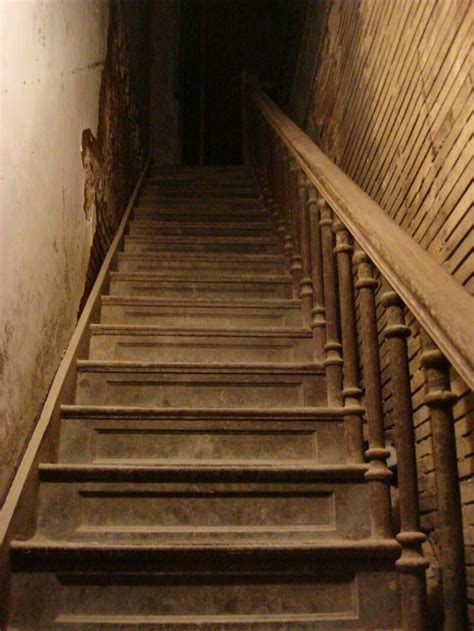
[60,405,352,419]
[75,360,324,373]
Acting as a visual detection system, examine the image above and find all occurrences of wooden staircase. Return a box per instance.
[7,166,403,629]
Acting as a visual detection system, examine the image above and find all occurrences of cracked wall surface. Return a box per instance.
[0,0,151,505]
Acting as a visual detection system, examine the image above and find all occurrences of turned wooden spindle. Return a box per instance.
[319,196,343,406]
[288,156,303,298]
[306,183,326,364]
[273,142,287,244]
[333,221,364,463]
[382,291,428,631]
[420,331,467,631]
[280,148,294,265]
[354,250,392,537]
[296,169,313,327]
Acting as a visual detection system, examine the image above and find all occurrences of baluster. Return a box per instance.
[354,250,392,537]
[280,148,294,266]
[318,196,343,406]
[420,331,467,630]
[288,156,303,298]
[273,142,287,246]
[306,183,326,364]
[295,169,313,327]
[382,291,428,630]
[333,221,364,463]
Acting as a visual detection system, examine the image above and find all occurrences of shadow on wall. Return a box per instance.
[79,0,151,312]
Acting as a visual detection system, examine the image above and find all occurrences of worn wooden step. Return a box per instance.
[100,297,302,328]
[34,463,371,542]
[89,325,312,363]
[124,235,280,254]
[128,219,274,237]
[117,252,288,274]
[108,272,292,300]
[133,206,268,221]
[75,361,326,408]
[9,540,401,629]
[136,198,266,210]
[58,405,348,464]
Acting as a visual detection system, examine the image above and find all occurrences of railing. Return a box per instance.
[242,74,474,630]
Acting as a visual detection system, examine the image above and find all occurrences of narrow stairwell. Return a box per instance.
[8,166,402,629]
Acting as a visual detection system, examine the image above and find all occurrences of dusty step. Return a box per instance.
[128,219,274,237]
[34,463,371,543]
[133,206,268,220]
[117,252,288,274]
[58,405,348,464]
[89,325,312,363]
[124,235,280,255]
[139,190,260,200]
[100,297,302,328]
[136,197,265,210]
[75,361,326,408]
[9,541,401,629]
[108,272,292,300]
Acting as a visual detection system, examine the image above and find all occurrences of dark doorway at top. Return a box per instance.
[180,0,290,165]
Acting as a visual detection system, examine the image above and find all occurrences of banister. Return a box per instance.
[246,77,474,389]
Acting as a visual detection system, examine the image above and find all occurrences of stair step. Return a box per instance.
[117,252,287,274]
[128,219,274,237]
[9,540,401,629]
[75,361,325,408]
[89,325,312,363]
[134,207,268,221]
[108,272,292,300]
[124,235,280,254]
[100,296,302,328]
[34,463,371,543]
[58,405,348,464]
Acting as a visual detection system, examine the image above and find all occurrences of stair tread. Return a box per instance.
[102,295,300,306]
[12,536,399,554]
[109,272,291,283]
[38,462,369,481]
[89,325,311,337]
[76,360,324,373]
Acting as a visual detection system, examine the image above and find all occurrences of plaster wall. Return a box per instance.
[0,0,151,506]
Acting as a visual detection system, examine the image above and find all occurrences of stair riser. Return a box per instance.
[128,224,274,237]
[9,570,400,629]
[117,257,287,274]
[89,333,312,363]
[108,279,292,300]
[36,480,371,541]
[75,370,326,408]
[58,418,346,464]
[124,239,280,255]
[100,303,302,328]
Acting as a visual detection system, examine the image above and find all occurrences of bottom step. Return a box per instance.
[9,541,401,629]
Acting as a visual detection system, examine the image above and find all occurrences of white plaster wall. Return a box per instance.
[0,0,109,502]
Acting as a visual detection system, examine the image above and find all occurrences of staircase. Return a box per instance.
[8,165,402,629]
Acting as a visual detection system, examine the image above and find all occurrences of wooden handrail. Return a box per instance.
[247,77,474,389]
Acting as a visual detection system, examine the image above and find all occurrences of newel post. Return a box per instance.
[420,331,467,631]
[382,291,428,630]
[354,250,392,537]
